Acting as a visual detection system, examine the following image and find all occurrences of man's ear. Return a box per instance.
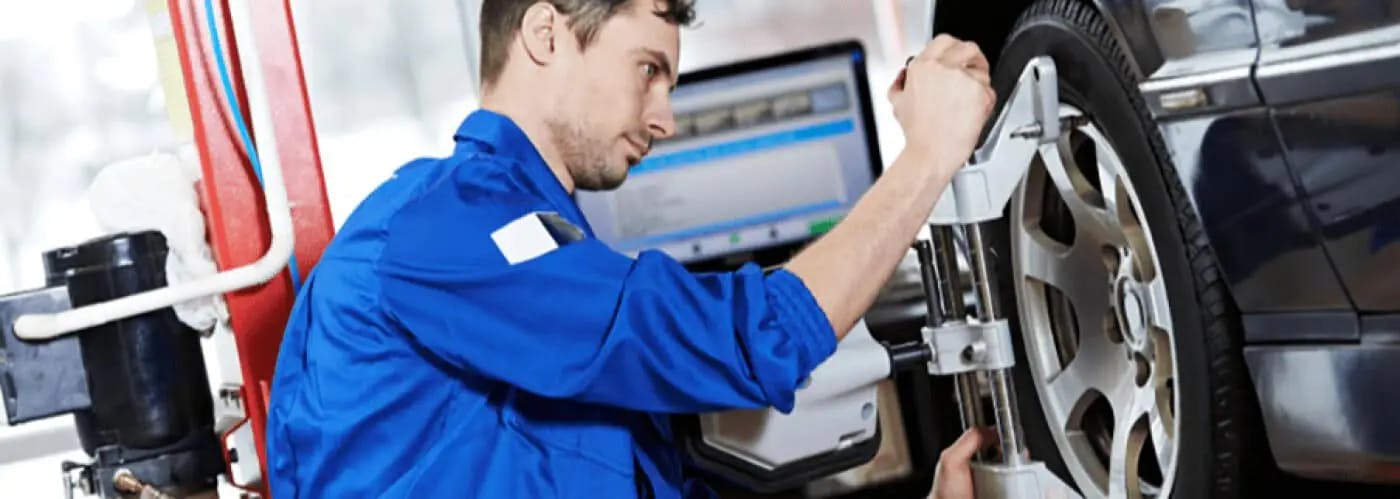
[519,2,560,66]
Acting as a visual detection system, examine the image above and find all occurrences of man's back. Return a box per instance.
[269,111,651,497]
[266,111,837,498]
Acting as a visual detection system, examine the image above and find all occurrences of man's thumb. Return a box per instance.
[942,428,983,463]
[888,68,909,103]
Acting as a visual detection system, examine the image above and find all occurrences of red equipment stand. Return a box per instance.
[167,0,335,496]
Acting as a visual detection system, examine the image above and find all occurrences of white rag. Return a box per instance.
[85,147,229,334]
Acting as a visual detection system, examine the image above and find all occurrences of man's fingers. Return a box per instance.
[941,40,990,73]
[963,66,991,87]
[940,427,987,464]
[984,85,997,116]
[978,426,1001,449]
[916,34,962,65]
[890,66,909,96]
[888,68,909,115]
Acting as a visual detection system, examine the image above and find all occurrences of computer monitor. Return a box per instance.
[576,40,883,270]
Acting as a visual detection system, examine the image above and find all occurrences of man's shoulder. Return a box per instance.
[391,158,552,236]
[373,155,561,270]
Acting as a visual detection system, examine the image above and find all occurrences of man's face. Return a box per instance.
[548,0,680,191]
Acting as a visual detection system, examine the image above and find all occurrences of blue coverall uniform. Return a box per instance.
[266,110,839,497]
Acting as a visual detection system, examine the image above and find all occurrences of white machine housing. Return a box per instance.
[697,320,890,470]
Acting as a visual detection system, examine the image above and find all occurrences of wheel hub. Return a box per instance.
[1115,276,1148,350]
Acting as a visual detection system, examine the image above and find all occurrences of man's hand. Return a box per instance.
[929,427,997,499]
[784,35,996,342]
[888,34,996,176]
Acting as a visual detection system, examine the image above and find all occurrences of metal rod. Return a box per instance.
[955,371,986,435]
[988,369,1027,465]
[913,239,944,326]
[965,222,1029,464]
[967,223,999,321]
[931,226,966,321]
[923,226,988,459]
[955,376,985,430]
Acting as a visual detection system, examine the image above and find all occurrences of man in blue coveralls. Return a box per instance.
[266,0,997,497]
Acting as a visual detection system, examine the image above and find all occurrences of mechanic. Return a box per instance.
[264,0,996,497]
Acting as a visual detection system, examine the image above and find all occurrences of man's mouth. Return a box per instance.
[625,134,651,160]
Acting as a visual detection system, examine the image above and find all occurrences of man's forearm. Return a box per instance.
[786,146,961,340]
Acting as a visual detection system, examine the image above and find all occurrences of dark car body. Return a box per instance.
[936,0,1400,484]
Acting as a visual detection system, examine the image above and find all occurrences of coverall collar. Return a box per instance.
[453,109,595,237]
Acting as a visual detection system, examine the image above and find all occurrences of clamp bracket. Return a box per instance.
[922,320,1015,375]
[971,461,1079,499]
[930,56,1061,226]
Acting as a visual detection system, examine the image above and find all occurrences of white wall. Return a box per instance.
[295,0,479,228]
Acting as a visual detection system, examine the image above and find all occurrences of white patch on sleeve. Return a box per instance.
[491,213,560,265]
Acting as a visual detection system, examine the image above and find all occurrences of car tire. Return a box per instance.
[981,1,1272,497]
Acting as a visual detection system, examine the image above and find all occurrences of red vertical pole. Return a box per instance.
[247,0,336,276]
[166,1,333,496]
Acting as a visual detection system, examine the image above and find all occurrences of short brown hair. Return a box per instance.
[478,0,696,85]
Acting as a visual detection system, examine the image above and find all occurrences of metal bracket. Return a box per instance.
[971,461,1080,499]
[922,319,1015,375]
[215,383,246,433]
[930,56,1060,226]
[61,460,95,499]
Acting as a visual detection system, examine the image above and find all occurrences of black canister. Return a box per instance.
[41,249,103,456]
[44,231,215,452]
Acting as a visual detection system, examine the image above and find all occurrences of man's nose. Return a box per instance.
[645,98,677,140]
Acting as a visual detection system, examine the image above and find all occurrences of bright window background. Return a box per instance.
[0,1,932,496]
[1,2,180,495]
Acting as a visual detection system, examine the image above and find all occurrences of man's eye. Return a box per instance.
[641,63,657,78]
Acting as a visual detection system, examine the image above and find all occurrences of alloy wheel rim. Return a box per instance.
[1010,104,1181,499]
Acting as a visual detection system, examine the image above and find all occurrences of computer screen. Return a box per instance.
[576,41,882,267]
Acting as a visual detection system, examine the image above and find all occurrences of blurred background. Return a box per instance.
[0,0,933,497]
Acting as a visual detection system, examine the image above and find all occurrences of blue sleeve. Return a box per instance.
[378,236,838,414]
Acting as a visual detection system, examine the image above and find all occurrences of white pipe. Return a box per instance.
[13,0,294,341]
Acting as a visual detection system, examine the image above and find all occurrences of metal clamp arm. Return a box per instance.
[930,56,1060,226]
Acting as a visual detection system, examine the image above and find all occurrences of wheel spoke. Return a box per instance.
[1146,275,1173,332]
[1103,360,1141,426]
[1150,326,1176,482]
[1082,125,1160,284]
[1123,214,1158,283]
[1150,403,1175,483]
[1066,243,1113,354]
[1044,354,1097,425]
[1108,402,1149,499]
[1018,224,1113,338]
[1037,140,1129,249]
[1095,140,1126,232]
[1046,338,1127,426]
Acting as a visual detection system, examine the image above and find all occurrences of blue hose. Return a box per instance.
[203,0,304,293]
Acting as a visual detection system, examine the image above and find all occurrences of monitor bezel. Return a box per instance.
[673,38,884,184]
